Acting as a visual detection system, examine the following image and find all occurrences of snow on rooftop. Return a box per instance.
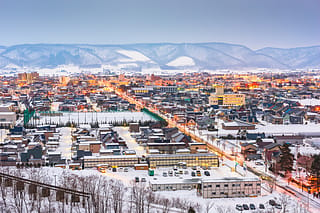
[290,98,320,106]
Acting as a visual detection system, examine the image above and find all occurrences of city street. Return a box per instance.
[55,127,73,160]
[114,126,146,156]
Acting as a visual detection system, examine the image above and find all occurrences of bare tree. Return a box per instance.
[144,188,155,213]
[216,205,235,213]
[204,200,215,213]
[111,180,127,213]
[279,194,290,213]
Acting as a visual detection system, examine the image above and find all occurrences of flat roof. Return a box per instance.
[148,153,217,158]
[83,155,138,160]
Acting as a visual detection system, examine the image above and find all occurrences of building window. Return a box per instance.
[216,185,220,187]
[224,184,228,187]
[220,192,224,194]
[212,192,216,195]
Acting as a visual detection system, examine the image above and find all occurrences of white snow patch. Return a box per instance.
[290,99,320,106]
[167,56,195,67]
[117,50,152,62]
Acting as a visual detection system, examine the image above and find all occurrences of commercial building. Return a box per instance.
[200,177,261,198]
[209,86,245,106]
[150,175,261,198]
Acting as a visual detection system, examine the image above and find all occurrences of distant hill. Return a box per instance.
[0,43,319,70]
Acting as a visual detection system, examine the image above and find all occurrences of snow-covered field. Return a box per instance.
[30,111,155,126]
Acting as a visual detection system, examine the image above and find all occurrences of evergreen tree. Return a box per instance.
[310,154,320,192]
[278,143,294,174]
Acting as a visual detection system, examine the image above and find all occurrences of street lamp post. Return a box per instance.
[307,186,310,210]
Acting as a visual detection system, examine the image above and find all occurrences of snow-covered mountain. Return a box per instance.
[0,43,319,70]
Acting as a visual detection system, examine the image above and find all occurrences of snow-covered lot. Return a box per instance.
[30,111,155,126]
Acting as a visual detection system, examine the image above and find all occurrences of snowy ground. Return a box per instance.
[55,127,73,160]
[46,167,313,212]
[114,126,146,156]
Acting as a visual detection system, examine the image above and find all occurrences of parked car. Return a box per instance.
[184,170,189,175]
[112,167,117,172]
[249,204,256,210]
[168,171,173,176]
[204,171,210,176]
[196,171,201,176]
[135,177,139,182]
[163,172,168,177]
[269,199,276,206]
[242,204,249,210]
[191,171,196,177]
[192,166,197,170]
[124,168,128,172]
[141,178,146,182]
[275,204,282,209]
[235,204,243,211]
[259,204,265,209]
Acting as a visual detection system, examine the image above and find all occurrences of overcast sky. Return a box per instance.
[0,0,319,49]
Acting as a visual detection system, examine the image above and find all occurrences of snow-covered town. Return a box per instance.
[0,71,320,213]
[1,1,320,212]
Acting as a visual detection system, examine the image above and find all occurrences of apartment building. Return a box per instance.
[147,153,219,168]
[83,155,139,168]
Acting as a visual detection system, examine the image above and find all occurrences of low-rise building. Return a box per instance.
[83,155,139,168]
[147,153,219,168]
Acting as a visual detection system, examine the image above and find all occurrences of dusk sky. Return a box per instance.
[0,0,319,49]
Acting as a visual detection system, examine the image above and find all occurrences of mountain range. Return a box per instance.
[0,43,319,70]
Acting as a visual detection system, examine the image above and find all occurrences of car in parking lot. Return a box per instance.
[141,178,146,182]
[275,204,282,209]
[259,204,265,209]
[163,172,168,177]
[204,171,210,176]
[191,171,196,177]
[124,168,128,172]
[135,177,139,182]
[242,204,249,210]
[196,171,201,176]
[235,204,243,211]
[249,203,256,210]
[269,199,276,206]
